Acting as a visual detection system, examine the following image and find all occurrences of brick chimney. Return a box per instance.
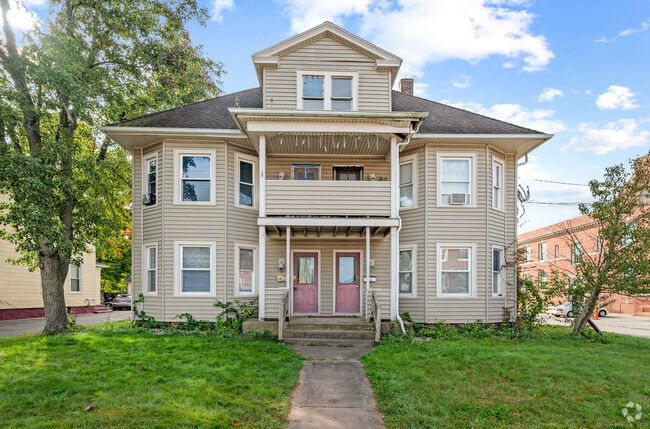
[399,78,414,95]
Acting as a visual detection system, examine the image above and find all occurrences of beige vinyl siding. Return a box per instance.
[264,237,391,318]
[266,180,391,217]
[263,36,391,111]
[425,145,490,323]
[397,147,426,321]
[266,155,390,180]
[0,236,101,310]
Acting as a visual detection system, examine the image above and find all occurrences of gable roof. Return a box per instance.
[251,21,402,86]
[112,87,546,136]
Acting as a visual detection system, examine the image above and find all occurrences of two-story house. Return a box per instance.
[101,22,552,328]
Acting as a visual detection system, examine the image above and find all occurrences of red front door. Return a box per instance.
[336,252,360,313]
[293,252,318,313]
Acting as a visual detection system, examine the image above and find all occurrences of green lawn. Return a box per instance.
[361,327,650,428]
[0,324,302,428]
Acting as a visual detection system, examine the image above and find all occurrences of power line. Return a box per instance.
[526,201,589,206]
[518,178,590,187]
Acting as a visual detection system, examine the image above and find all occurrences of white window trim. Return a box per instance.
[436,242,477,298]
[491,245,505,298]
[539,242,547,262]
[399,244,417,297]
[234,152,258,210]
[69,263,83,294]
[491,156,505,212]
[296,71,359,111]
[399,153,418,210]
[144,243,158,296]
[436,152,478,208]
[291,164,321,180]
[234,242,258,297]
[173,149,216,206]
[173,241,216,297]
[143,152,158,208]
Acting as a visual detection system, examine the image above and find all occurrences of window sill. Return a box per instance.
[235,292,258,298]
[399,293,418,298]
[144,292,158,296]
[399,205,418,212]
[435,294,477,299]
[173,201,216,206]
[234,204,258,211]
[69,291,83,294]
[175,292,216,298]
[436,204,478,209]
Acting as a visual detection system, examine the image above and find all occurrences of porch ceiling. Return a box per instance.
[265,225,392,239]
[258,217,398,228]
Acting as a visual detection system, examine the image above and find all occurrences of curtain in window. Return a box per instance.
[297,256,315,284]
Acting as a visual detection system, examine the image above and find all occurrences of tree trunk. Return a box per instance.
[40,254,69,333]
[571,287,599,336]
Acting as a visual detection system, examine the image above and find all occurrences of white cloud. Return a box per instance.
[619,19,650,37]
[502,61,516,68]
[451,74,471,89]
[413,82,430,98]
[560,119,650,155]
[281,0,554,76]
[596,85,639,110]
[4,0,39,33]
[446,100,566,134]
[537,87,563,102]
[211,0,234,22]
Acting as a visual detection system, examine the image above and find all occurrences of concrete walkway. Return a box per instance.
[0,311,131,337]
[540,313,650,338]
[288,345,384,429]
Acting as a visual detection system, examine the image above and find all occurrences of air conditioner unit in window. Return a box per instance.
[142,193,156,206]
[449,193,468,205]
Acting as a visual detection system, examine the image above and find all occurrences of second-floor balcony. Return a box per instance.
[265,179,391,217]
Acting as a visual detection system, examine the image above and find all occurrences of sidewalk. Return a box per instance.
[541,313,650,338]
[0,311,131,337]
[288,345,384,429]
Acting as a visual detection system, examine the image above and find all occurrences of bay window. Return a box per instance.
[437,243,475,297]
[438,153,475,206]
[176,242,215,296]
[174,150,215,205]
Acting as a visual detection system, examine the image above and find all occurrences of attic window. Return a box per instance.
[302,75,324,110]
[331,77,352,110]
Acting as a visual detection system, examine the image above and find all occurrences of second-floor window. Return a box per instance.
[523,246,531,263]
[302,75,324,110]
[331,77,352,110]
[147,157,157,197]
[69,264,81,293]
[438,154,475,206]
[236,154,256,208]
[571,243,583,265]
[492,158,503,210]
[292,164,320,180]
[181,155,211,203]
[555,244,560,259]
[400,160,414,208]
[538,242,547,261]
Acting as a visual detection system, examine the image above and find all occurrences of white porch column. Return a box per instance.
[259,135,266,217]
[286,227,291,291]
[365,226,370,320]
[258,135,266,320]
[389,136,399,319]
[258,225,266,320]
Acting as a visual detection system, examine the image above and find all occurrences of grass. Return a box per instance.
[360,326,650,428]
[0,322,303,428]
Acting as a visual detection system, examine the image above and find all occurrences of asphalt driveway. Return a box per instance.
[0,311,131,337]
[541,313,650,338]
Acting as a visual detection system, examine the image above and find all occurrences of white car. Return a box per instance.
[548,302,608,318]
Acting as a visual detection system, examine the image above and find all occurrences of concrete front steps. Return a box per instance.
[283,317,376,347]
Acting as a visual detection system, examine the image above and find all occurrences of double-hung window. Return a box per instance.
[399,156,416,208]
[438,244,475,297]
[146,245,157,294]
[438,154,475,206]
[571,243,583,265]
[538,242,547,261]
[236,244,256,296]
[399,247,416,295]
[298,72,357,110]
[177,243,214,296]
[292,164,320,180]
[302,75,324,110]
[235,153,256,208]
[539,270,548,290]
[555,244,560,259]
[69,264,81,293]
[145,155,157,203]
[174,150,215,205]
[492,158,504,210]
[523,246,531,263]
[492,248,504,297]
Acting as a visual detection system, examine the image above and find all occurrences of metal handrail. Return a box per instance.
[371,291,382,343]
[278,290,289,341]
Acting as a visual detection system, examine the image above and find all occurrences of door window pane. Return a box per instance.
[297,256,315,283]
[338,256,356,284]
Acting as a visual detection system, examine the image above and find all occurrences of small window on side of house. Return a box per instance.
[238,159,255,207]
[539,242,547,261]
[400,161,414,208]
[492,248,504,296]
[147,158,157,197]
[70,264,81,293]
[555,244,560,259]
[331,77,352,111]
[492,159,504,210]
[146,246,157,294]
[439,246,473,296]
[237,246,256,296]
[181,155,211,202]
[180,246,212,293]
[440,157,472,206]
[399,248,414,295]
[571,243,583,265]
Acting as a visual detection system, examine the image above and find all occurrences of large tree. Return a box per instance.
[561,155,650,335]
[0,0,223,332]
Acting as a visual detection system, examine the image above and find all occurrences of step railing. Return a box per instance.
[371,291,382,343]
[278,290,289,341]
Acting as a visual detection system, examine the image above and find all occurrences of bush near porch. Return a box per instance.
[361,326,650,428]
[0,323,302,428]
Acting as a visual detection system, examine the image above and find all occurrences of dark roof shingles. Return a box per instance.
[113,87,545,135]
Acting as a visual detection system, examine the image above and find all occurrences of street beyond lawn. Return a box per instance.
[361,327,650,428]
[0,323,302,428]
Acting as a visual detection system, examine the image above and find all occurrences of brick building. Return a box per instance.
[518,215,650,316]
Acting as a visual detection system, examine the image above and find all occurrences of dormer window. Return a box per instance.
[298,71,358,111]
[302,75,324,110]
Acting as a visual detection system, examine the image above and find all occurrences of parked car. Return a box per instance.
[109,296,132,310]
[548,302,607,318]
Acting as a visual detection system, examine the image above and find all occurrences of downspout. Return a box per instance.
[394,138,410,334]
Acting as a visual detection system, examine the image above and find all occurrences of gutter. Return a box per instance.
[413,133,554,140]
[98,126,246,138]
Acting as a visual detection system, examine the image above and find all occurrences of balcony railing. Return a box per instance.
[265,180,391,217]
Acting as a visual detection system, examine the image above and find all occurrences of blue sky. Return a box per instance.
[11,0,650,233]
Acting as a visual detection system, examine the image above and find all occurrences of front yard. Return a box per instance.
[361,327,650,428]
[0,323,302,428]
